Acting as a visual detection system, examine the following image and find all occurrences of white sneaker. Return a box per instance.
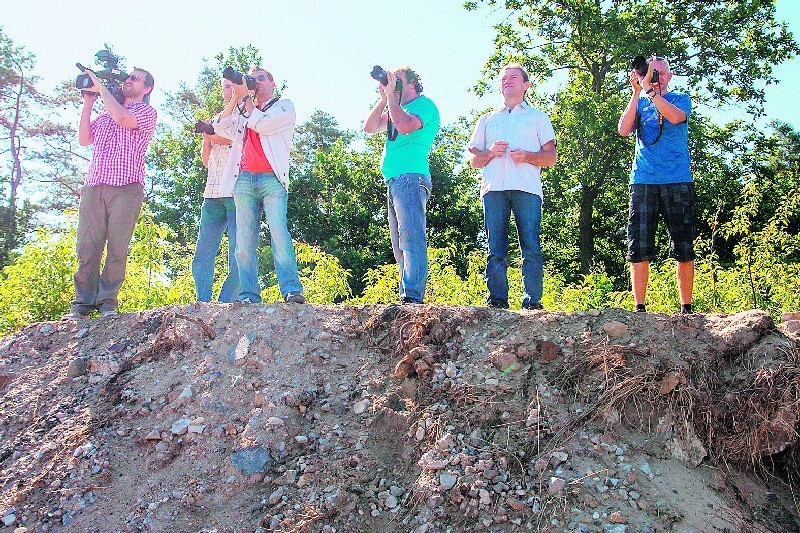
[62,311,89,320]
[100,310,118,318]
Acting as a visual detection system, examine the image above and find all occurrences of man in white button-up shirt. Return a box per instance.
[468,63,557,310]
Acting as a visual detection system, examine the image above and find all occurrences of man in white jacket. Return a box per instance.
[214,66,305,304]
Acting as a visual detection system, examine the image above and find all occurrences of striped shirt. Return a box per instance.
[85,102,157,187]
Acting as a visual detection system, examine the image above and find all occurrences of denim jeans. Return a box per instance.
[483,190,543,308]
[234,171,302,302]
[192,197,239,303]
[387,173,431,303]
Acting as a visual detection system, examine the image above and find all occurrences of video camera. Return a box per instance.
[75,48,127,103]
[631,55,659,85]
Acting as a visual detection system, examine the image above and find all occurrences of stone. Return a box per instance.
[39,324,53,335]
[268,487,285,505]
[668,428,707,467]
[415,426,425,441]
[67,357,89,378]
[188,424,207,434]
[144,428,162,440]
[548,477,566,494]
[353,399,370,414]
[267,417,285,427]
[491,350,519,373]
[658,373,681,395]
[609,511,626,524]
[170,419,192,435]
[178,386,193,400]
[230,446,273,475]
[541,341,562,363]
[295,435,309,444]
[588,309,601,317]
[784,321,800,336]
[1,514,15,526]
[385,495,399,509]
[603,321,629,338]
[603,525,627,533]
[550,451,568,467]
[439,472,458,490]
[478,489,491,505]
[781,312,800,322]
[75,327,90,339]
[228,334,253,364]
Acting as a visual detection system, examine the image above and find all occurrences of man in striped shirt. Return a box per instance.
[65,67,157,319]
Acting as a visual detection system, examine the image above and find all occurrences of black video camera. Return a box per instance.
[75,49,127,103]
[370,65,403,92]
[631,56,659,85]
[222,67,256,90]
[193,121,216,135]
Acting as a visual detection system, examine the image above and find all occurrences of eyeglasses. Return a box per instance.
[127,73,143,82]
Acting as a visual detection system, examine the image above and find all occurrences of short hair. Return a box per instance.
[248,66,274,81]
[134,67,155,104]
[500,63,529,83]
[395,65,423,93]
[647,56,671,75]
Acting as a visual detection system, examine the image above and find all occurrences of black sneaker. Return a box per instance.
[285,292,306,304]
[522,302,544,310]
[401,297,422,305]
[487,299,509,309]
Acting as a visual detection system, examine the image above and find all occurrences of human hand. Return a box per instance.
[82,69,102,93]
[629,70,642,94]
[489,140,509,158]
[509,149,527,164]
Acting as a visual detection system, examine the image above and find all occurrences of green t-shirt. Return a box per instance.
[381,95,440,181]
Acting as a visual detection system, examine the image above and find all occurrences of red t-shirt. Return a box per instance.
[240,128,273,173]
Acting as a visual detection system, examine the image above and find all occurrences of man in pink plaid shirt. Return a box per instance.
[65,67,157,319]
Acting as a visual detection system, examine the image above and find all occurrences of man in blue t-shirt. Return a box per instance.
[618,56,695,314]
[364,67,440,304]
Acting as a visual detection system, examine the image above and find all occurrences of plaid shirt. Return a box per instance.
[85,102,158,187]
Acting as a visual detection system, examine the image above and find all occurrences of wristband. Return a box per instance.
[646,88,656,96]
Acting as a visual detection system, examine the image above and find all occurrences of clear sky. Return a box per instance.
[2,0,799,132]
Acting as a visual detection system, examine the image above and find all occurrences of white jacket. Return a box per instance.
[213,98,296,191]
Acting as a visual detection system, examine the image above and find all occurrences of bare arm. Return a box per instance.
[639,63,686,125]
[201,135,212,168]
[384,72,421,135]
[468,141,509,169]
[618,71,641,136]
[78,93,96,146]
[84,70,139,129]
[509,140,557,167]
[364,93,389,134]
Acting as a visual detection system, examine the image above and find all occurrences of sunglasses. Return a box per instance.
[253,74,270,82]
[127,73,143,82]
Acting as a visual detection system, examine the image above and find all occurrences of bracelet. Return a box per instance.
[646,88,656,96]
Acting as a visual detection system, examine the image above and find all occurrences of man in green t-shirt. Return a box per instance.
[364,67,440,304]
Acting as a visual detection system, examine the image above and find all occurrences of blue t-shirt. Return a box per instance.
[630,92,692,185]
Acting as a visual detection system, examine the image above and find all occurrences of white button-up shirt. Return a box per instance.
[468,101,556,199]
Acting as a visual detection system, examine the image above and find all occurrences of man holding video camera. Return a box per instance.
[618,56,695,315]
[66,66,157,319]
[363,66,440,304]
[213,66,305,304]
[191,78,240,303]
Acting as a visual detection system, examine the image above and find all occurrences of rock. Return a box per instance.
[268,487,285,505]
[485,378,499,387]
[144,428,162,440]
[178,386,193,401]
[39,324,53,335]
[1,514,15,526]
[353,399,370,414]
[784,321,800,336]
[491,349,519,373]
[658,373,682,395]
[228,334,253,365]
[609,511,626,523]
[75,327,90,339]
[541,341,562,363]
[67,357,89,378]
[267,417,285,427]
[439,472,458,490]
[478,489,491,505]
[415,426,425,441]
[295,435,309,444]
[230,446,273,475]
[781,312,800,322]
[603,525,627,533]
[188,424,207,434]
[603,321,629,338]
[385,495,399,509]
[394,356,415,379]
[88,357,121,376]
[548,477,566,494]
[640,463,652,476]
[550,451,568,467]
[170,419,192,435]
[668,428,707,467]
[588,309,601,317]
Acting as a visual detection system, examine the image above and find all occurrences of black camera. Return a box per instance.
[370,65,403,92]
[75,49,128,102]
[222,66,256,90]
[631,56,659,84]
[194,121,216,135]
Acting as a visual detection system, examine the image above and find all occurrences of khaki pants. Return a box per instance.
[71,183,144,315]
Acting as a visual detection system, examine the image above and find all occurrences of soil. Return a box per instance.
[1,303,799,533]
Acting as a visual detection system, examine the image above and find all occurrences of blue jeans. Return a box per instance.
[234,171,303,303]
[192,197,239,303]
[387,173,431,303]
[483,190,543,308]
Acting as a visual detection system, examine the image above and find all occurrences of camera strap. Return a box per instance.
[236,96,280,117]
[386,92,402,142]
[635,106,664,146]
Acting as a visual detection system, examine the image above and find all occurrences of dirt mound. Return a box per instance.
[1,304,799,532]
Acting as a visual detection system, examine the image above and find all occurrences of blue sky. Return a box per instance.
[2,0,799,132]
